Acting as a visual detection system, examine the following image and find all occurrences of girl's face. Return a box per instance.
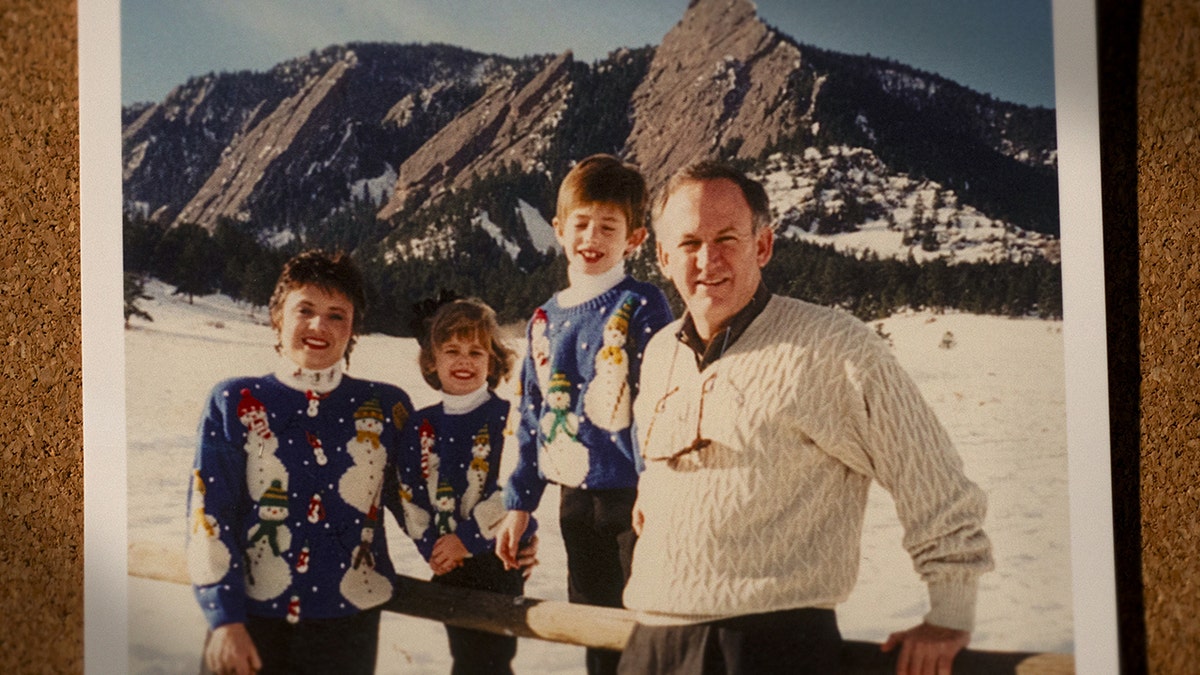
[278,285,354,371]
[434,335,491,396]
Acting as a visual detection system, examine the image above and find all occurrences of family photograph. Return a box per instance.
[111,1,1095,673]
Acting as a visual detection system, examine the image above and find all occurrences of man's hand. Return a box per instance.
[431,534,469,575]
[515,534,539,579]
[631,502,645,536]
[881,622,970,675]
[495,510,530,569]
[204,622,262,675]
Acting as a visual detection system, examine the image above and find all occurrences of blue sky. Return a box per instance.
[121,0,1054,108]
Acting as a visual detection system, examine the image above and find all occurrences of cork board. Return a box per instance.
[0,0,84,672]
[1123,0,1200,673]
[0,0,1194,673]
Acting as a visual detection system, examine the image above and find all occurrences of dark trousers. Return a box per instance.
[617,607,843,675]
[559,486,638,675]
[433,551,526,675]
[200,608,380,675]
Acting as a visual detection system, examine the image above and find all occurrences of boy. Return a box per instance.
[495,154,673,675]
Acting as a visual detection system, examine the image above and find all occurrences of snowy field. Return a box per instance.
[125,280,1072,674]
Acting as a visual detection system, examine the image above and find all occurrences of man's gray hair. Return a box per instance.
[652,160,773,232]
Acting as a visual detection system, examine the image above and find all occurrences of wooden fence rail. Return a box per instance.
[129,542,1073,674]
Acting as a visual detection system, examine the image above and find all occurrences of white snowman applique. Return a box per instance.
[238,388,288,501]
[459,425,491,519]
[466,425,507,539]
[186,468,231,586]
[397,480,431,539]
[340,503,392,609]
[339,398,387,515]
[583,297,636,432]
[418,419,440,503]
[243,479,293,601]
[539,371,590,487]
[529,307,552,393]
[434,480,458,536]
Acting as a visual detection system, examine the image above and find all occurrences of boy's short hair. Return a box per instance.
[269,249,367,363]
[556,154,649,232]
[418,298,515,390]
[652,160,772,232]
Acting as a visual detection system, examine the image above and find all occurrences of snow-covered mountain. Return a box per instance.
[122,0,1061,327]
[123,43,535,231]
[757,147,1059,264]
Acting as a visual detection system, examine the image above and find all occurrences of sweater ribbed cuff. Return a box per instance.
[924,578,978,632]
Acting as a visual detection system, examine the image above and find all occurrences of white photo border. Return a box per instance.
[80,0,1118,672]
[1051,0,1120,671]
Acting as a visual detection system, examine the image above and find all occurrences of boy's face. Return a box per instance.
[278,284,354,371]
[434,336,490,396]
[554,201,647,276]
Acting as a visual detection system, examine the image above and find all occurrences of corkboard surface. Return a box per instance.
[0,0,84,672]
[0,0,1193,672]
[1127,1,1200,673]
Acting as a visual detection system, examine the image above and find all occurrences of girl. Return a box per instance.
[397,297,538,675]
[187,250,413,675]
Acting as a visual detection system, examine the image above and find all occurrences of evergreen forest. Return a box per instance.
[123,194,1062,337]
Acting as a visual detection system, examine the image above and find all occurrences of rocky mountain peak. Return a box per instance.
[377,51,575,220]
[123,0,1060,269]
[679,0,764,41]
[172,57,359,230]
[624,0,805,187]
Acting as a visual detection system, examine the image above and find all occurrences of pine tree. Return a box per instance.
[123,214,166,274]
[1035,259,1063,319]
[155,222,218,303]
[123,272,153,328]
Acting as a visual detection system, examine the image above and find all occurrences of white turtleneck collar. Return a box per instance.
[557,262,626,308]
[442,384,490,415]
[274,359,344,394]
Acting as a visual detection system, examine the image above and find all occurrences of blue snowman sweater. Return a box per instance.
[186,367,413,629]
[396,390,537,559]
[504,275,673,512]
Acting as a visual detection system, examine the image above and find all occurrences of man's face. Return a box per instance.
[655,178,773,341]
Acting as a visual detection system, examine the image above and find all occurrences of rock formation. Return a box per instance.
[624,0,808,186]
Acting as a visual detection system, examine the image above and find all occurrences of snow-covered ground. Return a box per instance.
[125,279,1071,673]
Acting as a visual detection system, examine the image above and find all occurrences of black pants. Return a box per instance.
[559,486,638,675]
[433,551,526,675]
[200,608,381,675]
[617,607,843,675]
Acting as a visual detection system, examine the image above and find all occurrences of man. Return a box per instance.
[619,161,993,675]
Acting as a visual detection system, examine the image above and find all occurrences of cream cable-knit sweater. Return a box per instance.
[625,296,993,631]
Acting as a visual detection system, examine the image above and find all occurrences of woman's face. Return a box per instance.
[277,284,354,371]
